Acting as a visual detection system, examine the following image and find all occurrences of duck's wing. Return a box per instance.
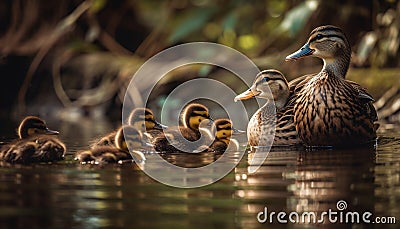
[346,80,379,128]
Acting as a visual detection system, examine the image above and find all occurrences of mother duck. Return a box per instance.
[286,25,378,147]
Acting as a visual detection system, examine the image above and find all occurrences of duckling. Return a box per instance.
[92,108,165,148]
[285,25,378,147]
[128,107,167,140]
[0,116,65,163]
[76,125,146,164]
[152,103,213,152]
[178,103,213,140]
[208,118,245,152]
[235,70,301,147]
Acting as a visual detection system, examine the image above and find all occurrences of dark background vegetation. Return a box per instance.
[0,0,399,122]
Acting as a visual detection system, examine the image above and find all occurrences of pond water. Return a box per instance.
[0,117,399,229]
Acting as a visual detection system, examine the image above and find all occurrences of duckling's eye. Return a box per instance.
[315,34,323,40]
[198,118,201,123]
[262,77,269,82]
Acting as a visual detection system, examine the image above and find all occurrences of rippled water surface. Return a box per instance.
[0,118,399,229]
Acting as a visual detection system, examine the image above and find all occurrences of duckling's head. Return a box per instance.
[181,103,212,130]
[285,25,350,74]
[212,118,245,145]
[234,70,289,110]
[128,108,167,132]
[115,126,144,152]
[213,119,233,145]
[18,116,59,139]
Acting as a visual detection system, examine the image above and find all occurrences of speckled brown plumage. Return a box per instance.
[235,70,302,147]
[286,25,378,147]
[294,72,377,146]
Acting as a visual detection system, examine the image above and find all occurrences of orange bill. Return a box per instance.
[234,89,260,101]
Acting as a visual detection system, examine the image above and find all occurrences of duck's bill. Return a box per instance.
[154,121,168,130]
[206,117,214,127]
[285,43,314,61]
[234,89,260,101]
[45,128,59,135]
[232,127,246,135]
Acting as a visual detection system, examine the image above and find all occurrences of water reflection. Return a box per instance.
[235,145,398,228]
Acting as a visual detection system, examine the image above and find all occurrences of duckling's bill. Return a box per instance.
[45,128,59,135]
[232,127,246,135]
[154,121,168,130]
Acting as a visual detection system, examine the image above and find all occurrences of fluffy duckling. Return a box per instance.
[152,103,213,152]
[208,118,245,152]
[235,70,301,147]
[92,108,165,148]
[0,116,65,163]
[128,107,167,140]
[178,103,213,140]
[76,126,146,164]
[285,25,378,147]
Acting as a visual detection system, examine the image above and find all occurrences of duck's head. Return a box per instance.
[128,108,167,132]
[285,25,350,75]
[181,103,212,130]
[234,70,290,110]
[115,126,145,152]
[212,119,245,145]
[18,116,59,139]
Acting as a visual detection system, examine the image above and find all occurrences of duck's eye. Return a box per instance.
[198,118,201,123]
[315,34,323,40]
[262,77,269,82]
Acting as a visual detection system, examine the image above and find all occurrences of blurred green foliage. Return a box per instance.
[0,0,399,117]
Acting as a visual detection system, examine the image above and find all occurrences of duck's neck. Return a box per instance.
[321,53,350,79]
[274,99,287,111]
[218,138,230,145]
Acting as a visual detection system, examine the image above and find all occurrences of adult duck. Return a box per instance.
[235,70,301,147]
[285,25,378,147]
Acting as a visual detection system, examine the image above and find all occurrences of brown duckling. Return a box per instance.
[92,108,165,148]
[128,107,167,140]
[0,116,65,163]
[76,125,146,164]
[208,118,245,152]
[152,103,213,152]
[285,25,378,147]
